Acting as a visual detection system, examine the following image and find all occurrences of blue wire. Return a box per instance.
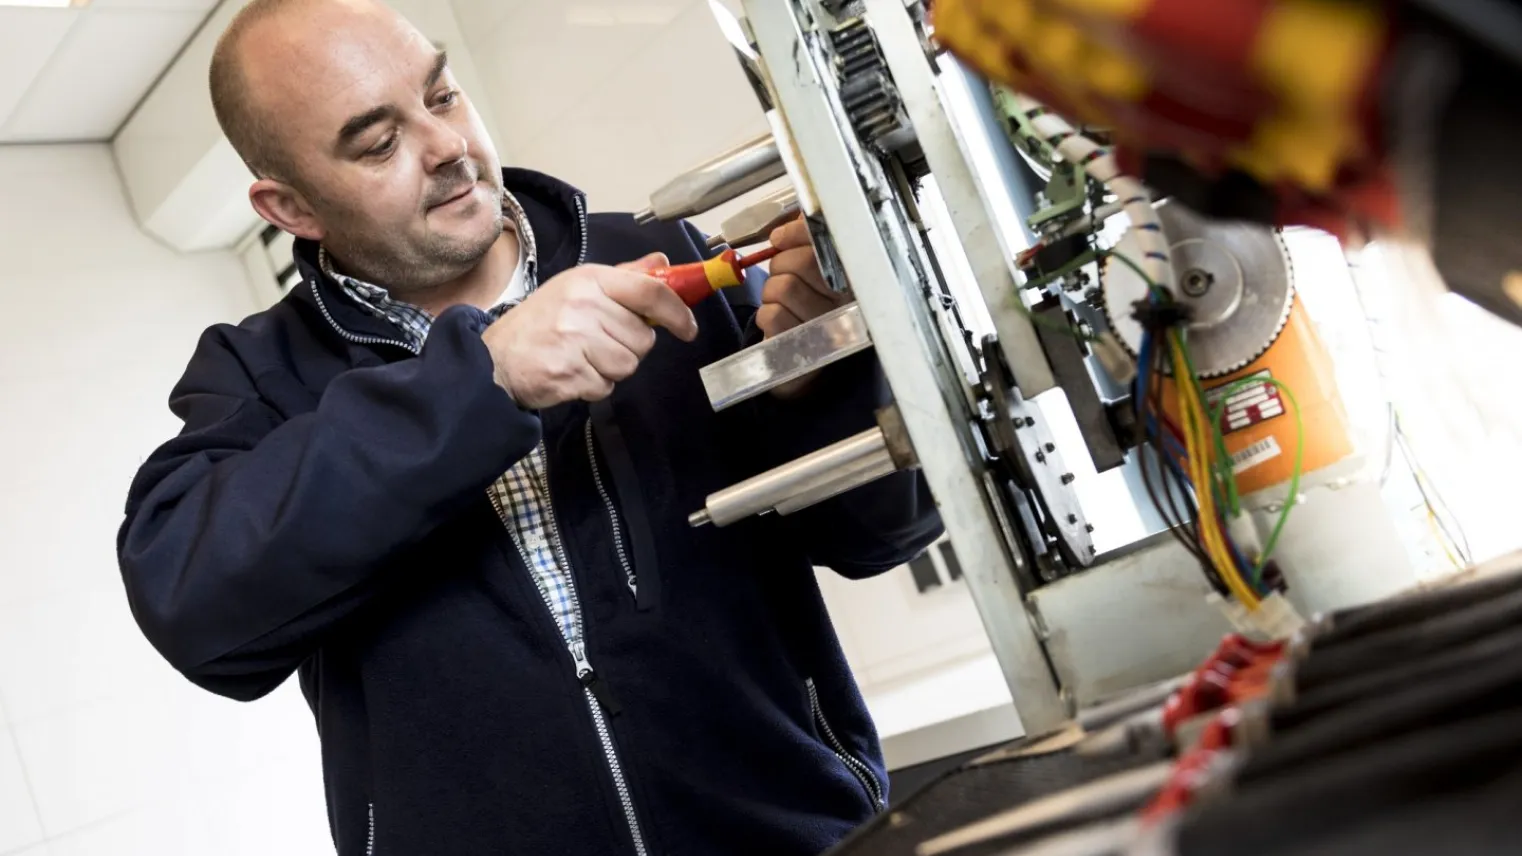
[1139,350,1267,596]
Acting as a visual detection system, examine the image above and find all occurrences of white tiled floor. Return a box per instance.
[0,730,45,855]
[0,588,179,727]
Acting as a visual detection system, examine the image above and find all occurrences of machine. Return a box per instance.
[632,0,1522,852]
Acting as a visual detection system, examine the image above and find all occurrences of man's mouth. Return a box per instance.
[430,182,477,211]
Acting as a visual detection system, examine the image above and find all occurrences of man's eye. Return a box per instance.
[366,134,397,157]
[433,89,459,108]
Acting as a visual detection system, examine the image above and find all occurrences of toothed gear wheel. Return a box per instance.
[1101,200,1295,378]
[830,18,913,152]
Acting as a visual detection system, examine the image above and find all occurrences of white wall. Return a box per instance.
[0,145,329,856]
[450,0,775,233]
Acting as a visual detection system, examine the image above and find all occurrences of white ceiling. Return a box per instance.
[0,0,218,144]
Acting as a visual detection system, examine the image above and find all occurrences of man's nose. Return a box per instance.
[420,114,469,171]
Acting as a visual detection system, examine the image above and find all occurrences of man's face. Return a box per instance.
[246,5,504,292]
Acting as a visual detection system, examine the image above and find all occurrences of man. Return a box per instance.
[117,0,940,853]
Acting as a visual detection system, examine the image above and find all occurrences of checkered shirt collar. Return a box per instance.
[318,188,538,350]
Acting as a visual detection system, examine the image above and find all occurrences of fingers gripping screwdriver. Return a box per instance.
[651,246,780,307]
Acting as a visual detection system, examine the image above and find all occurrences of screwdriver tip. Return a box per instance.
[688,508,713,528]
[706,235,727,251]
[633,208,657,225]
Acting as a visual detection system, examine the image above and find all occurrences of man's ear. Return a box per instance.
[250,178,324,241]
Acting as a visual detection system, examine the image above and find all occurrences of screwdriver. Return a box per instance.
[652,246,781,307]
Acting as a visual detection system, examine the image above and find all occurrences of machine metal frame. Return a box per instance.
[742,0,1069,734]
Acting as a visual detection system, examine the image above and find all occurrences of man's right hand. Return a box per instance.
[481,254,699,409]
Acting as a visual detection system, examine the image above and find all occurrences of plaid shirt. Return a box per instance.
[319,191,585,659]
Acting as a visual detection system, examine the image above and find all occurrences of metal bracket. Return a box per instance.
[700,302,873,411]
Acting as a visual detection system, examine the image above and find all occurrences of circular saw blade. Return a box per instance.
[1102,200,1294,378]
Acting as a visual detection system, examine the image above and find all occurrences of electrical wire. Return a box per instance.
[1393,413,1474,566]
[1205,376,1307,585]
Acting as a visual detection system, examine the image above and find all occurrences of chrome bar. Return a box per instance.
[707,186,800,249]
[634,132,786,224]
[700,302,872,411]
[689,427,893,528]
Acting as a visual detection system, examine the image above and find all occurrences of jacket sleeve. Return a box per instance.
[692,223,944,579]
[118,307,540,700]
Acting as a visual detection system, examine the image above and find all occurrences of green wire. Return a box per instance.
[1175,339,1241,516]
[1103,249,1246,515]
[1207,376,1306,585]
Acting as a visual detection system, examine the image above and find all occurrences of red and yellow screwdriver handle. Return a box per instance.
[650,245,786,307]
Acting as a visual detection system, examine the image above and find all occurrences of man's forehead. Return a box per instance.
[239,6,434,129]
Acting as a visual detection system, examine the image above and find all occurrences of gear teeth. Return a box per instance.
[1098,218,1296,378]
[829,18,912,151]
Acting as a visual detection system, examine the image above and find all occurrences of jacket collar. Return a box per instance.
[288,167,588,351]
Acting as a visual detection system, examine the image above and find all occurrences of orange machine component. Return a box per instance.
[1159,297,1355,495]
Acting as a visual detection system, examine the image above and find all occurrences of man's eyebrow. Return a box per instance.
[425,49,449,90]
[336,105,395,149]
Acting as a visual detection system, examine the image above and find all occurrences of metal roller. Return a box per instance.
[688,407,917,528]
[634,132,786,224]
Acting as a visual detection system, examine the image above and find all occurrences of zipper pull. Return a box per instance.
[579,667,622,716]
[574,649,622,716]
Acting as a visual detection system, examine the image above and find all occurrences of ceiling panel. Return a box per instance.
[91,0,219,9]
[1,8,209,142]
[0,8,80,128]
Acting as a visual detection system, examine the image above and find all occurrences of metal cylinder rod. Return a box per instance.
[688,427,895,527]
[634,132,786,224]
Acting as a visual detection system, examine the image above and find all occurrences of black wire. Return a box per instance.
[1135,345,1227,595]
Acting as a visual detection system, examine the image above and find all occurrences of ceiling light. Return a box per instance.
[0,0,91,8]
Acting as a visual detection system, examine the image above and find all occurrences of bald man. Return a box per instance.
[116,1,939,853]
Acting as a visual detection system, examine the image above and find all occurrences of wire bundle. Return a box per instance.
[1011,93,1305,610]
[1119,251,1305,612]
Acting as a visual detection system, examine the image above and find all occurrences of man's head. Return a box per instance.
[210,0,505,292]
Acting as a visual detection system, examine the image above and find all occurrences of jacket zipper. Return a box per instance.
[573,193,590,266]
[586,421,637,597]
[535,450,650,856]
[486,447,649,856]
[308,279,421,355]
[806,678,885,809]
[560,201,649,853]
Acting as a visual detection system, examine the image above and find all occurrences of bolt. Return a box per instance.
[1034,451,1046,462]
[1181,268,1214,298]
[1044,443,1055,452]
[1085,523,1095,533]
[1060,472,1075,484]
[1067,513,1078,524]
[1024,416,1036,427]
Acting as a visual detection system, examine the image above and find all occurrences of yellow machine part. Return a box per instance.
[1159,297,1355,496]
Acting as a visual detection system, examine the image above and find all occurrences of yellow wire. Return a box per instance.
[1425,507,1464,571]
[1167,331,1261,609]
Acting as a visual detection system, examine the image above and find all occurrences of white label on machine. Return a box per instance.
[1205,369,1285,435]
[1230,436,1282,474]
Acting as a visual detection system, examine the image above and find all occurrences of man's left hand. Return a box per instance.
[757,216,850,339]
[757,217,851,398]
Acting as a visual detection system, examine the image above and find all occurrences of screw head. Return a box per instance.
[1024,417,1036,427]
[1060,472,1075,484]
[1044,443,1055,452]
[1085,523,1095,533]
[1066,513,1078,524]
[1034,451,1046,462]
[1181,268,1214,298]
